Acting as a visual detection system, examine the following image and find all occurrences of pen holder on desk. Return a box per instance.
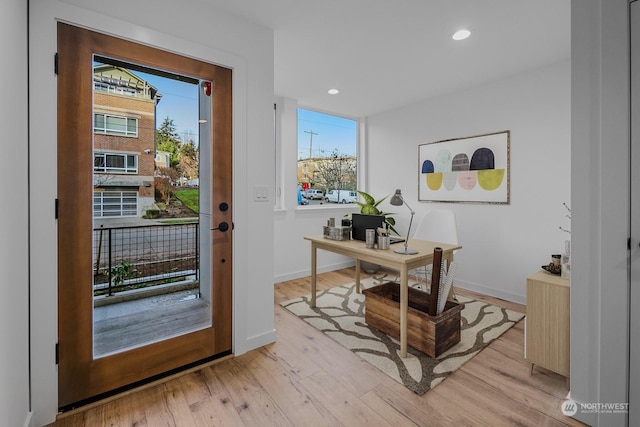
[378,235,390,250]
[365,229,375,249]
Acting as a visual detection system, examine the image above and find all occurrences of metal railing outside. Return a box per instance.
[93,222,199,296]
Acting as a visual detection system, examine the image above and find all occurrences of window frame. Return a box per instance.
[94,81,137,97]
[93,189,138,218]
[295,106,360,209]
[93,152,138,174]
[94,112,138,137]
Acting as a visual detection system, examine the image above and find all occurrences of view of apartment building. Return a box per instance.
[93,64,161,218]
[297,155,356,193]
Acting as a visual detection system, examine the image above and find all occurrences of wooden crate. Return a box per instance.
[363,282,463,357]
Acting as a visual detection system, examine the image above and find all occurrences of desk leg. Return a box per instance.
[311,242,317,308]
[355,259,361,293]
[400,264,408,358]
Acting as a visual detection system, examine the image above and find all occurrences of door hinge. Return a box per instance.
[55,198,59,219]
[54,53,59,75]
[55,342,59,365]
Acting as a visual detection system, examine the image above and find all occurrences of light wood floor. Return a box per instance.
[50,268,585,427]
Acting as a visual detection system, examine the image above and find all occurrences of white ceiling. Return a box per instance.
[204,0,570,118]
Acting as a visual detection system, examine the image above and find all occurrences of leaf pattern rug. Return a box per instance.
[280,277,524,395]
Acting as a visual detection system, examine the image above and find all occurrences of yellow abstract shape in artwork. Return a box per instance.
[426,172,443,190]
[477,169,505,191]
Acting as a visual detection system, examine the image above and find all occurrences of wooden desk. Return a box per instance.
[305,235,462,357]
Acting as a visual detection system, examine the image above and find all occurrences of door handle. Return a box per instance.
[211,222,230,232]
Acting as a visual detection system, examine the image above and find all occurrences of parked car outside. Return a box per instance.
[297,187,309,205]
[325,189,357,204]
[305,189,324,200]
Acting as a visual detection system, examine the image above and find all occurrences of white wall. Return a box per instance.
[29,1,275,424]
[1,2,31,427]
[274,97,359,282]
[274,61,572,305]
[364,60,571,304]
[571,1,629,426]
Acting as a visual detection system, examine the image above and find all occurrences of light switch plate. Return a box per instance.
[254,185,269,202]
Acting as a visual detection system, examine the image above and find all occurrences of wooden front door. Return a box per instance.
[57,22,232,408]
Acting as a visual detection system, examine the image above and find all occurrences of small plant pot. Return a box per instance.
[361,261,380,274]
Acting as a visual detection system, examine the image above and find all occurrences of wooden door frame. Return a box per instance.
[57,22,232,408]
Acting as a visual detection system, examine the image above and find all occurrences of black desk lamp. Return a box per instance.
[390,189,418,254]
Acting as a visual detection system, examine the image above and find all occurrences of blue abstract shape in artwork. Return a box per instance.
[422,160,434,174]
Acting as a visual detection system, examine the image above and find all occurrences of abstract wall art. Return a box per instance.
[418,130,510,204]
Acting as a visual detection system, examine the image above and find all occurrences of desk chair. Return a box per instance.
[411,209,460,298]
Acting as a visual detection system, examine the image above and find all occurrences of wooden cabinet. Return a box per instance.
[525,270,570,377]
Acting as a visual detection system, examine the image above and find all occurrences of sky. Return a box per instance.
[297,108,357,159]
[136,71,200,143]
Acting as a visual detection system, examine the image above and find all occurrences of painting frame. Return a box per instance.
[418,130,510,204]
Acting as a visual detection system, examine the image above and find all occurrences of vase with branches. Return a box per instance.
[558,202,571,234]
[558,203,571,279]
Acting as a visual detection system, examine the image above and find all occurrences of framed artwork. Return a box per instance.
[418,130,510,204]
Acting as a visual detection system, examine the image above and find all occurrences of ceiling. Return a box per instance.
[203,0,570,118]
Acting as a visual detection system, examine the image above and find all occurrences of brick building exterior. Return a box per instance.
[93,64,161,217]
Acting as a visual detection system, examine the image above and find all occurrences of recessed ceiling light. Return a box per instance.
[452,29,471,41]
[328,88,340,95]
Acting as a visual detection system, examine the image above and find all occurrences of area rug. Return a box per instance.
[280,277,524,395]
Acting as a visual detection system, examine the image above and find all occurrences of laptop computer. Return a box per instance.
[351,213,404,244]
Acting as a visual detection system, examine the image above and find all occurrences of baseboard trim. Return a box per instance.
[276,266,526,305]
[236,329,277,356]
[455,279,525,305]
[274,260,355,283]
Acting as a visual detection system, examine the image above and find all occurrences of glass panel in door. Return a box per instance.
[91,57,211,358]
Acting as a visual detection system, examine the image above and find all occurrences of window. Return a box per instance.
[93,190,138,218]
[94,113,138,137]
[94,152,138,174]
[94,82,137,97]
[297,108,357,205]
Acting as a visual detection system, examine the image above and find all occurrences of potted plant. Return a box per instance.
[353,190,398,273]
[107,261,135,291]
[355,190,397,234]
